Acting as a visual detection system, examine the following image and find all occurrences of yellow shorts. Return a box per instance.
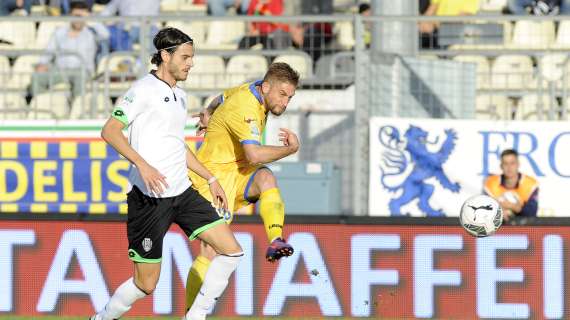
[189,165,264,222]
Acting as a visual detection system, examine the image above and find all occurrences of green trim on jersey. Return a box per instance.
[112,107,128,126]
[128,249,161,263]
[189,218,225,241]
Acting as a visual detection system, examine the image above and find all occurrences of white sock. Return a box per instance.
[98,277,147,320]
[186,253,243,320]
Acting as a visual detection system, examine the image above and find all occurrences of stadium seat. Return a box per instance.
[335,21,355,50]
[491,55,536,89]
[70,93,113,119]
[226,55,268,87]
[35,21,67,49]
[28,92,69,120]
[96,54,137,76]
[96,54,138,92]
[554,20,570,48]
[0,55,10,84]
[274,53,313,79]
[0,21,36,50]
[479,0,508,12]
[453,55,491,89]
[184,93,202,112]
[476,94,514,120]
[160,0,185,12]
[165,20,208,45]
[161,0,206,13]
[8,55,39,90]
[509,21,555,49]
[0,94,27,120]
[517,94,556,120]
[562,98,570,120]
[182,55,225,89]
[315,52,355,80]
[538,54,566,88]
[204,21,245,49]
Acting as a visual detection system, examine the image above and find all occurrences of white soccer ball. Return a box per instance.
[460,194,503,237]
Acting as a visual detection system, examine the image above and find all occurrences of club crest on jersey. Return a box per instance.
[215,207,232,221]
[249,122,260,137]
[123,93,134,104]
[244,117,255,123]
[142,238,152,252]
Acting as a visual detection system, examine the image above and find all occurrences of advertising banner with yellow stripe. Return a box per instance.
[0,121,200,214]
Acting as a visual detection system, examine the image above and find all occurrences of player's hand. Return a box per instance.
[209,180,228,210]
[502,207,513,222]
[137,162,168,195]
[279,128,299,154]
[192,108,211,136]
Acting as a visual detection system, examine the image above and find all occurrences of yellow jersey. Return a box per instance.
[197,80,267,170]
[483,173,539,217]
[432,0,479,16]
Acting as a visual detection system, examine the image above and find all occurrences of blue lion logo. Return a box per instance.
[379,125,460,216]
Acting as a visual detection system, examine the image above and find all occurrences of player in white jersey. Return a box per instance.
[90,27,242,320]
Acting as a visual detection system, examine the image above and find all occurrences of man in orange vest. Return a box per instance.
[484,149,539,221]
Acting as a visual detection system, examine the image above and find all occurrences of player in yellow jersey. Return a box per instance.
[185,62,300,311]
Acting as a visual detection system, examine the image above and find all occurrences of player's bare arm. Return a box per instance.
[242,128,300,165]
[101,117,168,194]
[192,94,223,135]
[185,146,228,209]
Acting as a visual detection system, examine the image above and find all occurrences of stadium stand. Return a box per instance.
[28,91,69,120]
[491,55,536,90]
[8,55,39,90]
[181,55,226,90]
[517,94,557,120]
[225,54,268,86]
[0,0,568,123]
[475,94,514,120]
[70,93,113,119]
[453,55,491,89]
[0,93,27,120]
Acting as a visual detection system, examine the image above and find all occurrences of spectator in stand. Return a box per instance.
[483,149,539,222]
[47,0,93,15]
[100,0,161,51]
[359,3,372,48]
[0,0,32,16]
[238,0,291,50]
[208,0,251,16]
[30,1,109,97]
[45,0,109,16]
[289,0,334,61]
[508,0,570,15]
[419,0,480,49]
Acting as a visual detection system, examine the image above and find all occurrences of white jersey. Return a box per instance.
[112,72,191,198]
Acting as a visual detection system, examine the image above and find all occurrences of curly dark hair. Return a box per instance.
[150,27,193,66]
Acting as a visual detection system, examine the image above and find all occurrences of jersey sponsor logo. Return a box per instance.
[113,109,125,117]
[164,97,170,103]
[142,238,153,252]
[244,117,256,123]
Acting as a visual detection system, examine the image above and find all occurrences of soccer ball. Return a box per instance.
[459,194,503,237]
